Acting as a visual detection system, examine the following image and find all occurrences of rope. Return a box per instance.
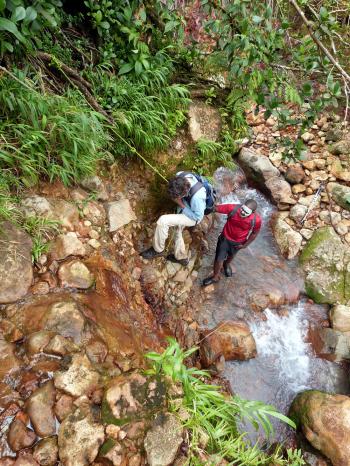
[106,125,168,183]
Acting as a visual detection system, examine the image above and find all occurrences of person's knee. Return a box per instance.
[157,215,168,227]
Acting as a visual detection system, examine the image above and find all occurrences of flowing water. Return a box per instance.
[198,168,350,442]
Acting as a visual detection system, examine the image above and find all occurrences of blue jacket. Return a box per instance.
[177,172,206,223]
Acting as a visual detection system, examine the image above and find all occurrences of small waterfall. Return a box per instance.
[251,305,311,393]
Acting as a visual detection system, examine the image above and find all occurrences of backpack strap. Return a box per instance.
[178,172,204,201]
[246,214,256,241]
[227,204,241,220]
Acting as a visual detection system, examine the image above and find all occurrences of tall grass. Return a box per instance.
[145,338,305,466]
[91,71,190,154]
[0,72,109,187]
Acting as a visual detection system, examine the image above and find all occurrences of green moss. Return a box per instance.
[99,438,117,456]
[304,281,327,304]
[299,227,334,265]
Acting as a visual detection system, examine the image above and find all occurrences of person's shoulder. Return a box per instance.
[255,213,262,224]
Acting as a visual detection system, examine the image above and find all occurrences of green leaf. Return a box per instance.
[139,7,146,22]
[0,17,26,43]
[0,0,6,12]
[252,15,262,24]
[12,6,26,22]
[164,20,177,33]
[134,60,143,75]
[25,7,38,22]
[94,9,102,23]
[99,21,110,29]
[118,62,134,75]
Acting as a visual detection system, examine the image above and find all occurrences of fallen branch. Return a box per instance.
[289,0,350,84]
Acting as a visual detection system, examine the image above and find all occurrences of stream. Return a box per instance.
[197,169,350,442]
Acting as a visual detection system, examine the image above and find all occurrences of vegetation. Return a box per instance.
[146,338,305,465]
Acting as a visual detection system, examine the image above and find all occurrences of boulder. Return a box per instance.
[0,222,33,303]
[106,199,136,232]
[265,176,295,204]
[58,408,105,466]
[330,160,350,182]
[199,321,257,367]
[327,182,350,212]
[44,335,79,356]
[7,419,36,451]
[290,390,350,466]
[238,148,280,186]
[54,354,99,397]
[33,437,58,466]
[289,204,308,223]
[0,338,21,378]
[0,458,15,466]
[285,165,305,184]
[43,301,86,345]
[103,373,166,425]
[82,201,106,226]
[80,176,108,201]
[319,328,350,361]
[58,260,94,289]
[50,233,86,261]
[188,102,221,142]
[144,413,183,466]
[21,196,52,217]
[85,339,108,364]
[328,138,350,155]
[330,305,350,332]
[25,380,56,437]
[49,200,79,231]
[325,126,343,142]
[25,331,55,356]
[300,227,350,304]
[14,454,39,466]
[272,214,303,259]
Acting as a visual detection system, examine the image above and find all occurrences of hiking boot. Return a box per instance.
[223,263,235,277]
[166,254,189,267]
[202,276,219,287]
[140,247,164,259]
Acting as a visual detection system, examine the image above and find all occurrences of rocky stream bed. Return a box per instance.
[1,101,350,466]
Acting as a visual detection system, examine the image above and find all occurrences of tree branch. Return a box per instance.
[288,0,350,84]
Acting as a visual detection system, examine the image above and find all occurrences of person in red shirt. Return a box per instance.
[202,199,262,286]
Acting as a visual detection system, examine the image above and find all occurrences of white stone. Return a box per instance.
[106,199,136,232]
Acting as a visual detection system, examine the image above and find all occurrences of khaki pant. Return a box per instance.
[153,214,196,260]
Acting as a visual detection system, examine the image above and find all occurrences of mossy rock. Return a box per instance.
[102,372,167,426]
[327,182,350,212]
[300,227,350,305]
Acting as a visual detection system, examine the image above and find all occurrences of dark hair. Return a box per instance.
[168,176,191,198]
[245,199,257,211]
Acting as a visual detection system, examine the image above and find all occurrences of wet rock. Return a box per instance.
[0,458,15,466]
[238,148,280,186]
[25,380,56,437]
[54,354,99,397]
[285,165,305,184]
[272,214,303,259]
[300,228,314,240]
[327,182,350,212]
[54,394,74,422]
[0,222,33,303]
[7,419,36,451]
[103,373,166,424]
[330,160,350,182]
[14,454,39,466]
[200,321,257,367]
[44,334,79,356]
[21,196,52,217]
[85,339,108,364]
[0,338,21,377]
[188,101,221,142]
[330,305,350,332]
[319,328,350,361]
[106,199,136,232]
[44,301,86,345]
[292,184,306,195]
[50,200,79,231]
[300,227,350,304]
[31,281,50,295]
[50,233,86,261]
[33,437,58,466]
[81,176,108,201]
[265,176,295,204]
[58,260,94,289]
[290,391,350,465]
[144,413,183,466]
[26,331,55,356]
[58,408,105,466]
[289,204,308,223]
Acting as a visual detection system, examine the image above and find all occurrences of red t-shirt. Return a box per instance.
[216,203,262,243]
